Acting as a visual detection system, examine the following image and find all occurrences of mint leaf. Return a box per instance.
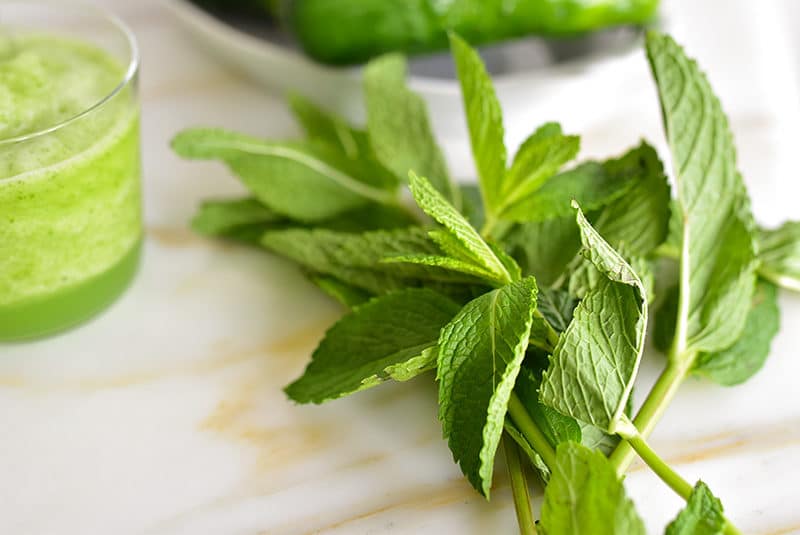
[631,255,657,304]
[364,54,458,204]
[540,442,646,535]
[662,199,683,257]
[592,141,671,256]
[192,197,415,244]
[286,289,460,403]
[666,481,725,535]
[653,275,778,386]
[408,173,513,284]
[671,217,800,294]
[646,31,758,355]
[758,221,800,292]
[382,255,492,283]
[172,129,399,222]
[528,287,575,357]
[569,248,655,304]
[580,422,621,456]
[437,277,537,496]
[537,287,578,333]
[428,229,477,263]
[502,123,580,214]
[505,216,581,286]
[318,203,417,232]
[489,242,523,283]
[503,419,551,481]
[654,284,680,353]
[516,367,581,446]
[505,137,660,224]
[263,226,488,296]
[693,281,780,386]
[288,93,399,191]
[288,92,369,159]
[540,206,647,434]
[308,275,371,308]
[565,251,605,300]
[574,204,647,299]
[449,33,506,216]
[459,184,485,230]
[505,143,666,283]
[504,161,626,222]
[262,227,438,294]
[191,197,284,243]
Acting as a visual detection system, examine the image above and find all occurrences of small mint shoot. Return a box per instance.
[667,481,734,535]
[406,172,515,286]
[449,33,506,225]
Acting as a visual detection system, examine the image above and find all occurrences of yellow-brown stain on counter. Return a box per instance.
[196,318,342,474]
[764,524,800,535]
[199,368,335,475]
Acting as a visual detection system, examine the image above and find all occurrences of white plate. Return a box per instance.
[165,0,649,169]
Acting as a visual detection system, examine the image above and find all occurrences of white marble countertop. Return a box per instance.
[2,1,799,534]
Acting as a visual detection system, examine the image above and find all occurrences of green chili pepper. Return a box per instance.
[284,0,659,65]
[193,0,659,65]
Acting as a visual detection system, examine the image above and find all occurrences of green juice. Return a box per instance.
[0,35,142,340]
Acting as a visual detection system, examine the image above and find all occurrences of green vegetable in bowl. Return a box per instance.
[195,0,659,65]
[193,0,277,16]
[285,0,660,64]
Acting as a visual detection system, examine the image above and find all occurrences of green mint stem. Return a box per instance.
[608,354,694,475]
[503,436,538,535]
[480,216,515,245]
[480,214,499,239]
[528,337,554,354]
[532,309,560,350]
[724,522,744,535]
[619,420,743,535]
[619,427,693,499]
[757,266,800,292]
[507,391,557,469]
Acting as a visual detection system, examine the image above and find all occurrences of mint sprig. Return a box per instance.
[171,30,793,535]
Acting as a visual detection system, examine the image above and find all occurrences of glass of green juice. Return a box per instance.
[0,3,142,341]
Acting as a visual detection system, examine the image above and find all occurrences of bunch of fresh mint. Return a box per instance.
[173,31,800,535]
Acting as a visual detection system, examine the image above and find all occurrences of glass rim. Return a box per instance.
[0,1,140,147]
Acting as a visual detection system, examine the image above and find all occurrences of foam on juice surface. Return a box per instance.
[0,35,122,140]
